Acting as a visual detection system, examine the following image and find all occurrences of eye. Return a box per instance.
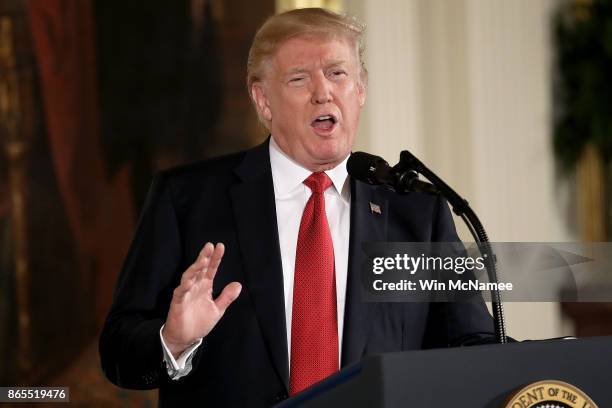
[288,76,306,85]
[330,70,347,78]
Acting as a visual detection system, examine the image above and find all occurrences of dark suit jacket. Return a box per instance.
[99,139,495,407]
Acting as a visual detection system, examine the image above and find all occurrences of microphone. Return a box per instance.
[347,151,438,194]
[349,150,507,344]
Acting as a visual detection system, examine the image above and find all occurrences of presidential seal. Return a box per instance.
[504,380,597,408]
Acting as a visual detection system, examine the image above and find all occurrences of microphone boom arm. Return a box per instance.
[398,151,508,344]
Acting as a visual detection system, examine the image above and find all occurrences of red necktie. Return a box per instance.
[289,172,339,395]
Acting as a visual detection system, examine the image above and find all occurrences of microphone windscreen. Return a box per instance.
[347,151,388,184]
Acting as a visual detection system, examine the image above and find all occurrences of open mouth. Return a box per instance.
[311,114,337,132]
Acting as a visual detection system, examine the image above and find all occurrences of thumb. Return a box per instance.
[214,282,242,312]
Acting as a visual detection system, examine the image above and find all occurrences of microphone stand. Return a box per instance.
[395,151,508,344]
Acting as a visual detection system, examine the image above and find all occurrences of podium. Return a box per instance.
[276,336,612,407]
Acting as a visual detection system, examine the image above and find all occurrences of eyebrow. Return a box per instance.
[282,60,349,77]
[325,59,347,68]
[284,68,309,76]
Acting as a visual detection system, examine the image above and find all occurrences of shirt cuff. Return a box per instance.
[159,324,203,380]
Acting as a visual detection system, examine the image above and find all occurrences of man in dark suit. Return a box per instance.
[100,8,495,407]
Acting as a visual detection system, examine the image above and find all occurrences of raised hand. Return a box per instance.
[161,242,242,358]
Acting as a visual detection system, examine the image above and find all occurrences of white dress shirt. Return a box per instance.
[160,136,351,379]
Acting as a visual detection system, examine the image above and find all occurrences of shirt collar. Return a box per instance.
[269,136,350,201]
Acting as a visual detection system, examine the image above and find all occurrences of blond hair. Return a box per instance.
[246,7,367,93]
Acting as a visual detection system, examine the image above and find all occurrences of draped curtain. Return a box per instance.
[26,0,135,326]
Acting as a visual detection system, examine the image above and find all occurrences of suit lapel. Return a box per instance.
[341,180,388,367]
[230,139,289,391]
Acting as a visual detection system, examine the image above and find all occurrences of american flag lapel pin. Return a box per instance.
[369,202,382,215]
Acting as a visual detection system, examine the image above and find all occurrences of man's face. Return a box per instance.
[251,35,366,171]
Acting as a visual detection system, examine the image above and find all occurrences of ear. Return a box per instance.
[357,79,366,107]
[251,82,272,122]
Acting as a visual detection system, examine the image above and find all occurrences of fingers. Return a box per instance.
[204,243,225,281]
[214,281,242,312]
[190,242,225,282]
[196,242,215,263]
[179,243,214,284]
[173,242,227,305]
[174,242,225,298]
[192,242,215,279]
[180,242,219,283]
